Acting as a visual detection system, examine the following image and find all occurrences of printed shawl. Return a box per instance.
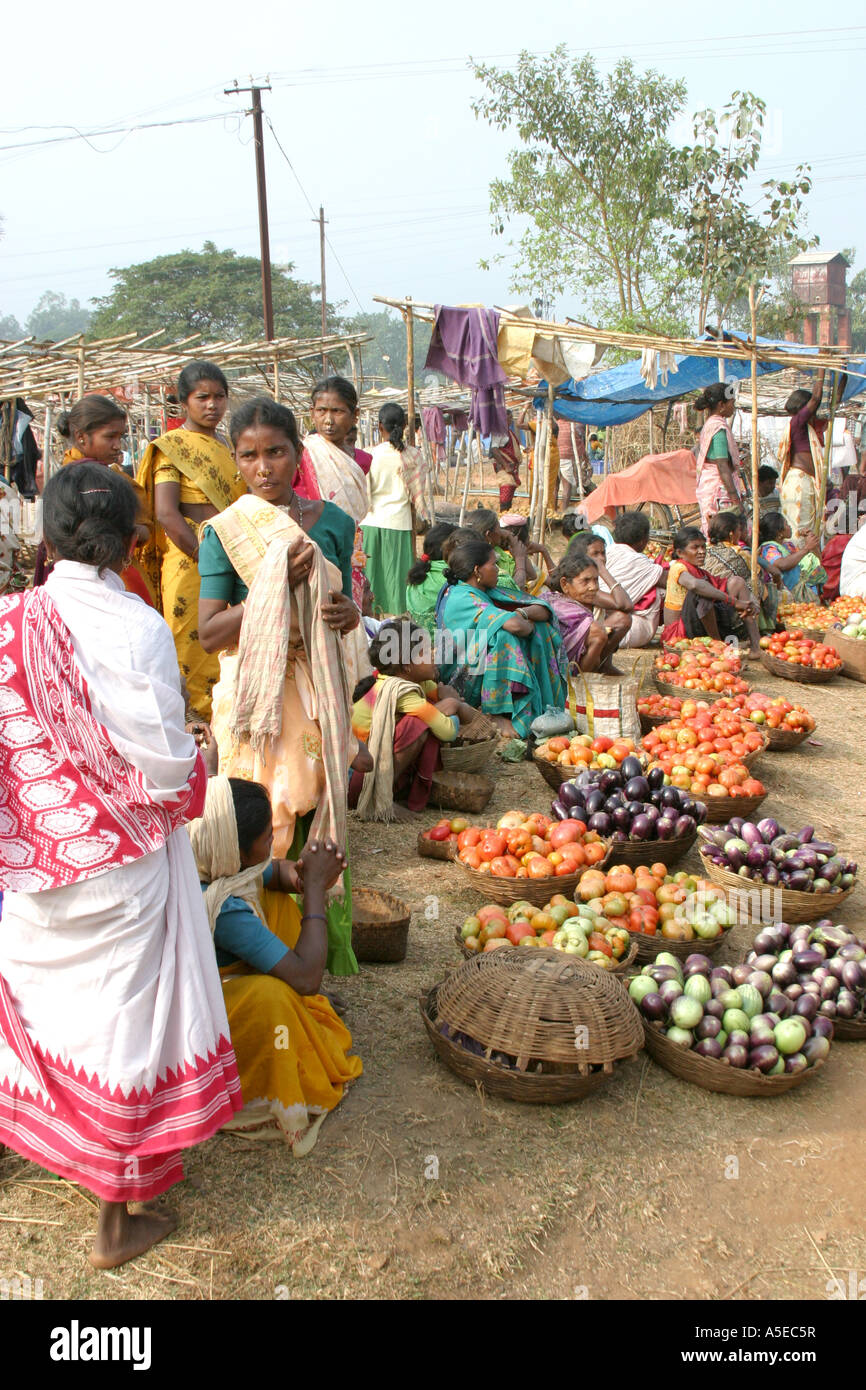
[208,495,351,851]
[0,585,206,893]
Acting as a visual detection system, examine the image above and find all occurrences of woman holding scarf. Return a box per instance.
[197,397,359,975]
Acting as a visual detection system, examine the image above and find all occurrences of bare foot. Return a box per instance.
[490,716,516,737]
[89,1204,177,1270]
[322,988,347,1016]
[390,803,414,822]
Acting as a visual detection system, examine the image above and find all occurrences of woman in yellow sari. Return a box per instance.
[188,776,361,1153]
[198,396,360,975]
[137,361,245,719]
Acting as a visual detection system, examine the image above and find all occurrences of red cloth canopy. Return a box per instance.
[582,449,697,522]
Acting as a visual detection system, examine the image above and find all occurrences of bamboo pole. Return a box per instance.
[749,285,760,593]
[419,423,437,523]
[458,426,474,526]
[538,382,555,544]
[405,299,416,448]
[816,372,841,544]
[529,407,543,542]
[273,350,281,402]
[43,405,53,481]
[570,423,585,503]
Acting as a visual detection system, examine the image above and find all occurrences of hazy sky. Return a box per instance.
[2,0,864,333]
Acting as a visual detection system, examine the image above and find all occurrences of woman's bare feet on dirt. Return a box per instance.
[89,1200,177,1270]
[490,716,516,737]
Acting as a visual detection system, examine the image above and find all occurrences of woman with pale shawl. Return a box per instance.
[197,397,360,975]
[188,777,361,1154]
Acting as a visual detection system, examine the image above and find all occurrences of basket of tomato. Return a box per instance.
[574,862,739,962]
[532,733,645,790]
[453,812,610,904]
[758,631,842,683]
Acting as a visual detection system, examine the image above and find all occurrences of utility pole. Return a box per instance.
[314,206,328,374]
[225,77,274,341]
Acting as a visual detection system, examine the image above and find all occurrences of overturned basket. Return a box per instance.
[759,650,838,685]
[351,888,411,964]
[420,949,644,1103]
[440,713,500,775]
[641,1019,826,1096]
[428,770,494,815]
[698,850,854,924]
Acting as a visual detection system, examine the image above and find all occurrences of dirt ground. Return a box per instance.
[1,657,864,1302]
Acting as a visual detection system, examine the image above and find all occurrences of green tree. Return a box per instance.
[89,242,333,343]
[472,49,689,330]
[675,92,814,333]
[845,252,866,353]
[25,291,91,340]
[0,312,23,340]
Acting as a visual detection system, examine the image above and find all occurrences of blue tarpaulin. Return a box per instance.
[533,333,866,427]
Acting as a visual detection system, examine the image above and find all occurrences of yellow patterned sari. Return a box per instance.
[137,429,244,718]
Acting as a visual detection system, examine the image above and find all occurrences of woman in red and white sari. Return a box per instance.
[694,382,745,533]
[0,464,241,1269]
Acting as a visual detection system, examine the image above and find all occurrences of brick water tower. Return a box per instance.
[788,250,851,349]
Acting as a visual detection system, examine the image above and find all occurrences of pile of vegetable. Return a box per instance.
[629,952,832,1073]
[641,703,767,801]
[550,758,706,844]
[655,639,750,695]
[835,610,866,643]
[572,863,737,942]
[534,732,643,771]
[455,812,608,879]
[713,691,815,734]
[743,920,866,1026]
[699,818,858,895]
[637,693,686,722]
[760,631,842,672]
[422,816,471,849]
[459,896,631,966]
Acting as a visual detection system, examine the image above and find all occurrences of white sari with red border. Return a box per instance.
[0,564,241,1201]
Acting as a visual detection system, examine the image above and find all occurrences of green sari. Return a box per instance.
[406,559,448,634]
[439,582,566,737]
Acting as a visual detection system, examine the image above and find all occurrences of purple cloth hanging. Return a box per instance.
[425,306,509,440]
[450,410,469,431]
[422,406,445,444]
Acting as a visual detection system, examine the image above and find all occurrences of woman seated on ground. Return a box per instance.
[758,512,824,624]
[189,777,361,1155]
[350,618,477,821]
[499,512,555,588]
[543,549,630,674]
[596,512,666,648]
[406,522,456,634]
[437,535,566,738]
[567,531,635,635]
[463,507,548,596]
[661,526,761,655]
[704,510,769,620]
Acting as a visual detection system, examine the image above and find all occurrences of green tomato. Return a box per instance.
[774,1018,807,1055]
[629,976,659,1005]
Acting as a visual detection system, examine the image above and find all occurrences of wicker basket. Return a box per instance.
[652,674,748,700]
[532,752,576,790]
[703,790,766,823]
[351,888,411,963]
[641,1019,826,1095]
[417,830,457,862]
[639,710,671,735]
[604,829,697,869]
[626,925,730,964]
[454,929,638,974]
[822,628,866,684]
[758,650,838,684]
[453,846,611,905]
[780,623,825,642]
[441,714,500,774]
[428,771,494,814]
[698,851,854,923]
[420,949,643,1103]
[765,724,813,750]
[833,1015,866,1041]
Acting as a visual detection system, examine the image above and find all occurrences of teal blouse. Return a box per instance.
[198,499,355,603]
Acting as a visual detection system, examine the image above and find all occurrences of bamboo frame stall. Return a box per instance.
[373,292,866,557]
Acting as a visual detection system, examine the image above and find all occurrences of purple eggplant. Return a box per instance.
[588,812,612,836]
[723,1043,748,1068]
[812,1015,834,1041]
[674,815,696,839]
[640,992,665,1021]
[551,798,568,821]
[628,814,652,841]
[695,1038,723,1060]
[756,817,780,844]
[803,1035,831,1064]
[740,822,763,847]
[620,755,643,781]
[749,1043,779,1073]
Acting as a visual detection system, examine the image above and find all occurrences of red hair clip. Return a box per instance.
[421,552,430,561]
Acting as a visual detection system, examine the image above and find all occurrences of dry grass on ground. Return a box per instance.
[1,658,864,1301]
